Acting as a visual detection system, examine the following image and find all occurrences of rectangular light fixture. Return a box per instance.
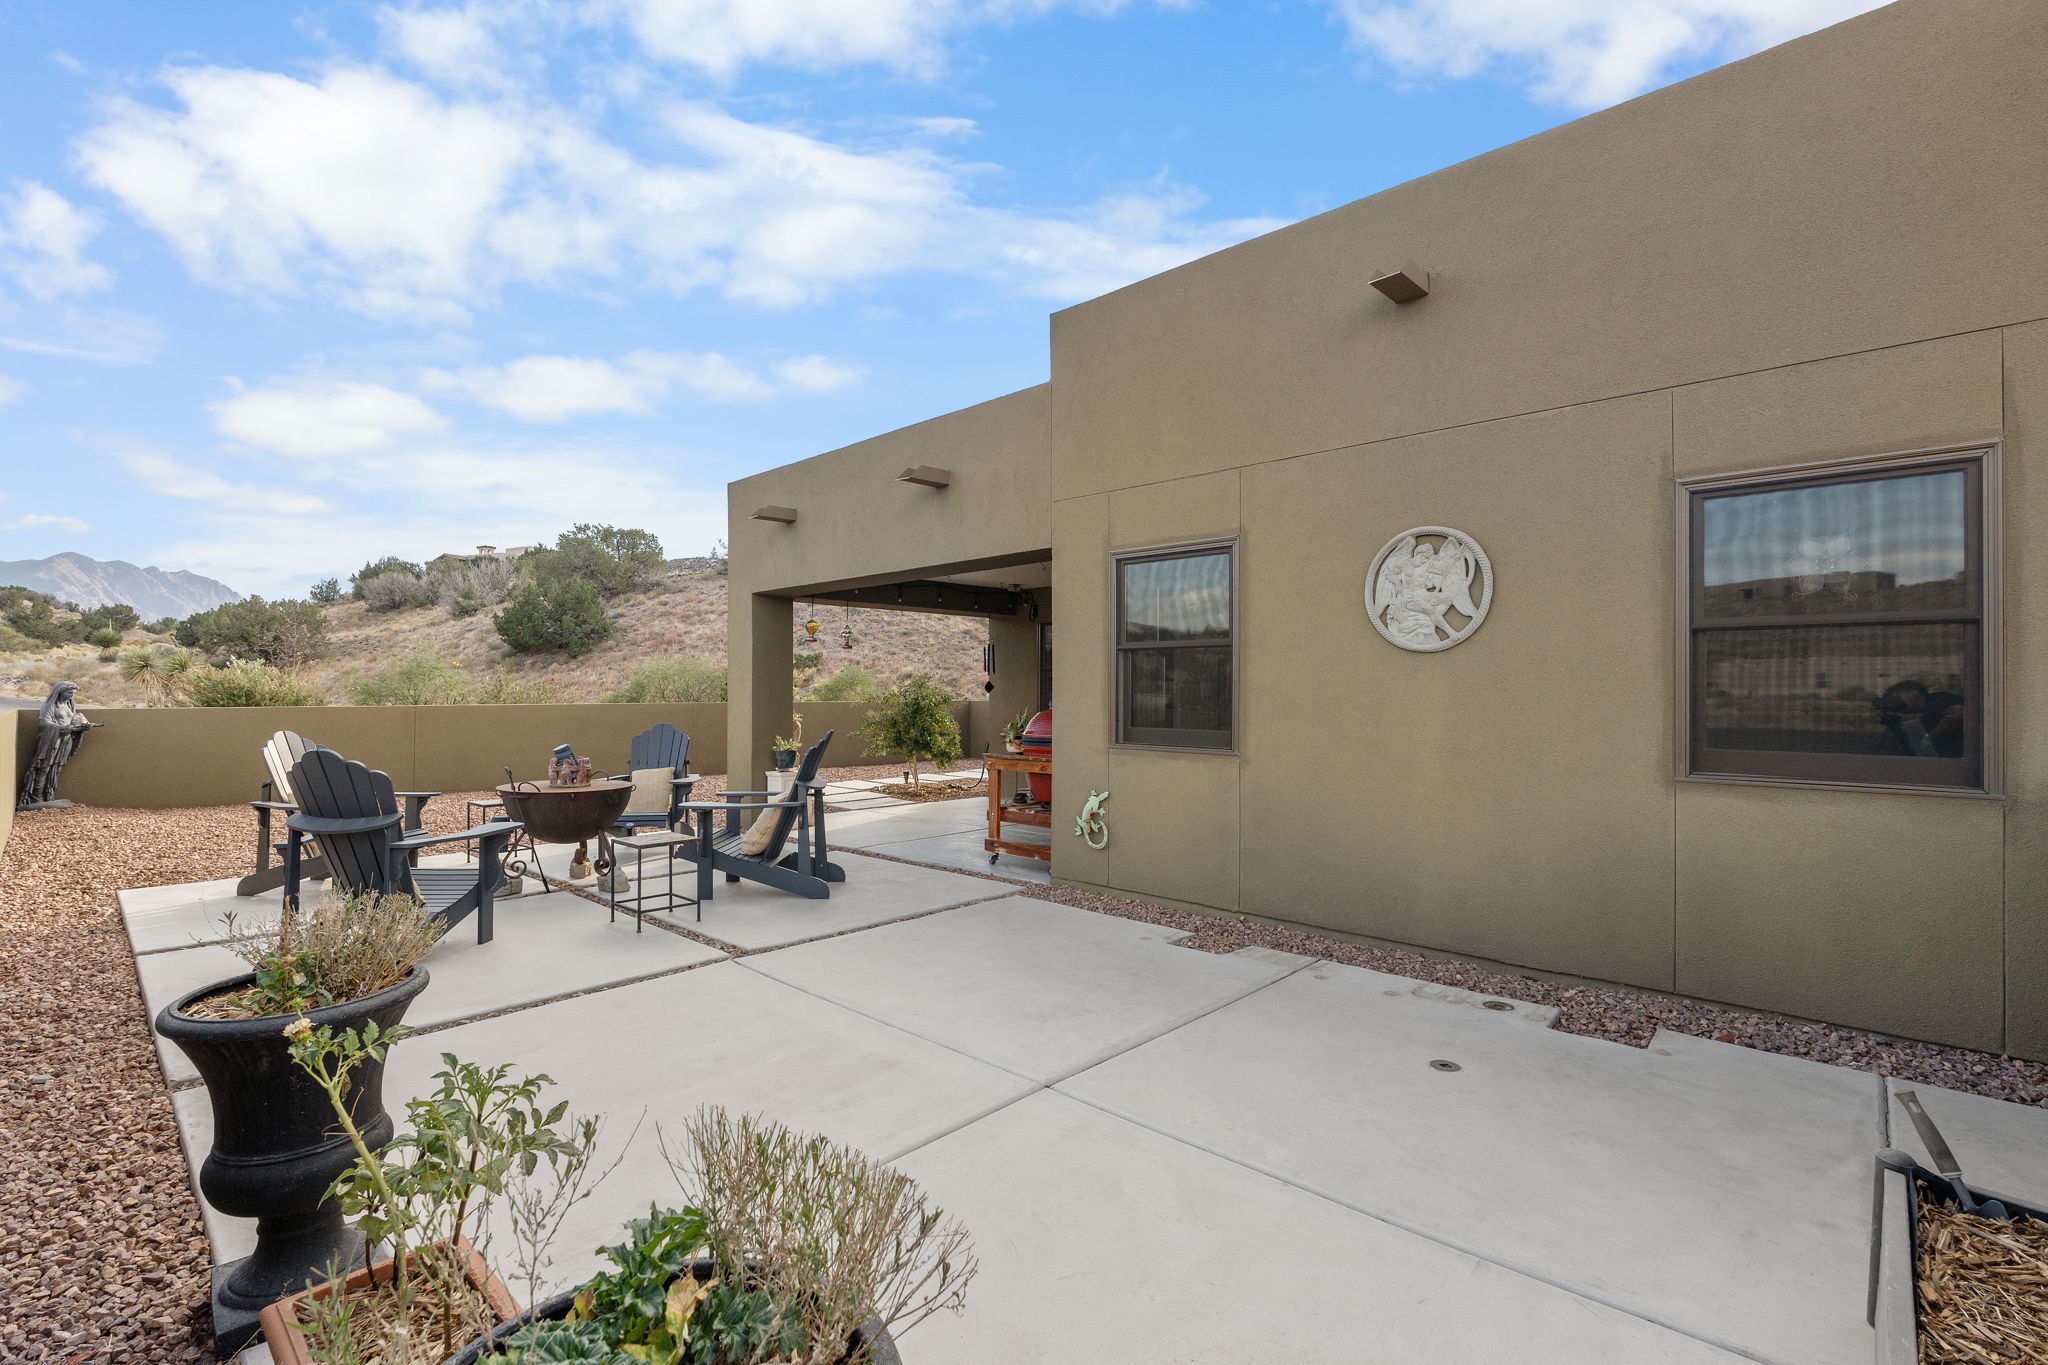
[897,465,952,489]
[750,505,798,524]
[1369,264,1430,304]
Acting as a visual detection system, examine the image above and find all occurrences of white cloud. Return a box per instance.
[0,181,111,298]
[109,440,336,518]
[1327,0,1890,108]
[3,513,89,535]
[378,3,514,87]
[0,375,26,406]
[75,64,1281,319]
[420,348,864,420]
[209,378,449,457]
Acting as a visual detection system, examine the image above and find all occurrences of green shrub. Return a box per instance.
[1,587,80,646]
[854,675,961,782]
[807,663,882,702]
[144,616,179,635]
[350,555,423,600]
[308,577,342,605]
[87,626,124,650]
[182,658,325,707]
[175,596,328,667]
[80,603,141,635]
[494,579,611,657]
[520,523,665,599]
[431,557,516,618]
[610,656,727,703]
[348,653,469,705]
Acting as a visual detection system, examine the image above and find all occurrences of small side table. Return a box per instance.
[608,829,700,930]
[463,798,506,861]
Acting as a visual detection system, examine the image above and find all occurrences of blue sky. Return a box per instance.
[0,0,1885,598]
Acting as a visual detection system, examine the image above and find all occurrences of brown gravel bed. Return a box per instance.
[842,845,2048,1109]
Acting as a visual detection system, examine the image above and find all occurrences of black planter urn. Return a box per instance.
[155,968,429,1357]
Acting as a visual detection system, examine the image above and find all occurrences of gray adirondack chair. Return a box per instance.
[282,748,516,944]
[608,722,699,833]
[674,730,844,902]
[239,730,436,896]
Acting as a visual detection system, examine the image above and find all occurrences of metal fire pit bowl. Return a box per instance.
[497,779,633,881]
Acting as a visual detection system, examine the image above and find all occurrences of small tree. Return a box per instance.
[521,524,665,600]
[855,676,961,785]
[309,577,342,604]
[494,578,611,657]
[174,596,328,667]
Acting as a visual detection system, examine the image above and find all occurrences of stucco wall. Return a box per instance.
[1,706,22,857]
[19,700,979,812]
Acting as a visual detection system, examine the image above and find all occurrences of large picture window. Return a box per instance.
[1115,542,1235,750]
[1682,449,1995,792]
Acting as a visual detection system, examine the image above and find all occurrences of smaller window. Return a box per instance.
[1115,542,1235,750]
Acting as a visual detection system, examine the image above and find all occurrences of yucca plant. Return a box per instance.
[119,643,196,704]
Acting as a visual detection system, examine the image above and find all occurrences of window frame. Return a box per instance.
[1111,537,1240,754]
[1674,443,2002,798]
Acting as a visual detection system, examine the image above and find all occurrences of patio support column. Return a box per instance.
[728,589,792,788]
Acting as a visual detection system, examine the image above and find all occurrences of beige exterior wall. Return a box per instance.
[726,386,1051,777]
[1,706,21,857]
[728,0,2048,1056]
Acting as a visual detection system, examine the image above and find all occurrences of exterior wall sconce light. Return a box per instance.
[1369,264,1430,305]
[897,465,952,489]
[751,505,798,524]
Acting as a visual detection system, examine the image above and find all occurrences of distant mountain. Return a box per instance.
[0,552,241,620]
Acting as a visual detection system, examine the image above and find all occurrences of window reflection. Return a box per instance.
[1699,470,1967,619]
[1120,553,1231,642]
[1696,624,1969,757]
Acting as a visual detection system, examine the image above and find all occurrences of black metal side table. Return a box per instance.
[464,797,504,860]
[607,829,700,930]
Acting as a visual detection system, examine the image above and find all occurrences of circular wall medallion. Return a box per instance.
[1364,526,1493,653]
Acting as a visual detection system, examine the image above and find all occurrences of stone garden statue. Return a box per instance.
[18,682,101,810]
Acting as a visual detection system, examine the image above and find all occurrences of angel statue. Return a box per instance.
[1370,531,1487,651]
[18,681,102,810]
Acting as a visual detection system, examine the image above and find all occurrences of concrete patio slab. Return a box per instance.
[1886,1076,2048,1206]
[172,962,1038,1293]
[137,889,725,1085]
[121,877,282,954]
[744,898,1310,1082]
[894,1090,1748,1364]
[868,827,1051,883]
[1059,963,1881,1365]
[674,849,1008,952]
[827,797,986,849]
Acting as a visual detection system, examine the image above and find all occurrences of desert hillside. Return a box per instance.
[0,566,988,707]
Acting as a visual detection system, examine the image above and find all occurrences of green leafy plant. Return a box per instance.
[180,657,325,707]
[496,579,612,657]
[999,711,1034,746]
[199,889,442,1020]
[805,664,882,703]
[521,524,667,600]
[610,657,727,703]
[349,652,470,705]
[284,1033,614,1363]
[854,676,961,784]
[310,577,343,605]
[467,673,564,705]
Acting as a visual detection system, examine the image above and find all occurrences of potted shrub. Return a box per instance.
[154,890,441,1354]
[773,713,805,772]
[998,711,1032,755]
[481,1107,976,1363]
[261,1029,616,1365]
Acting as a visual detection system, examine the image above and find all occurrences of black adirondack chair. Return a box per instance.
[239,730,437,896]
[608,722,699,833]
[674,731,844,902]
[282,748,517,944]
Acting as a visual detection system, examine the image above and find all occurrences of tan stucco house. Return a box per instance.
[727,0,2048,1061]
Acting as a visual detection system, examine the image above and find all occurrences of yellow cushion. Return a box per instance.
[740,805,783,857]
[626,767,672,816]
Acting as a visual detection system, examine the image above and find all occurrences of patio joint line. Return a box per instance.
[1048,1087,1782,1365]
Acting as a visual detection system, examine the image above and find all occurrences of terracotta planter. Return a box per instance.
[258,1235,521,1365]
[154,967,429,1356]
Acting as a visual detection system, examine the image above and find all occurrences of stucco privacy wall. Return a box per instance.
[15,701,979,812]
[0,705,20,857]
[1035,0,2048,1057]
[726,386,1051,778]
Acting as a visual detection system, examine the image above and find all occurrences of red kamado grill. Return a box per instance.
[1020,709,1052,803]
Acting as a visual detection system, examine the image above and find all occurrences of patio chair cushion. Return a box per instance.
[740,804,785,857]
[625,767,672,816]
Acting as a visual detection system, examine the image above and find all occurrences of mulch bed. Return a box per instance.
[872,780,987,803]
[1917,1203,2048,1362]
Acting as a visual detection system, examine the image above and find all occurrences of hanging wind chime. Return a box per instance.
[840,602,856,650]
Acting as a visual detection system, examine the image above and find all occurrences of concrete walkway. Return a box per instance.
[122,823,2048,1364]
